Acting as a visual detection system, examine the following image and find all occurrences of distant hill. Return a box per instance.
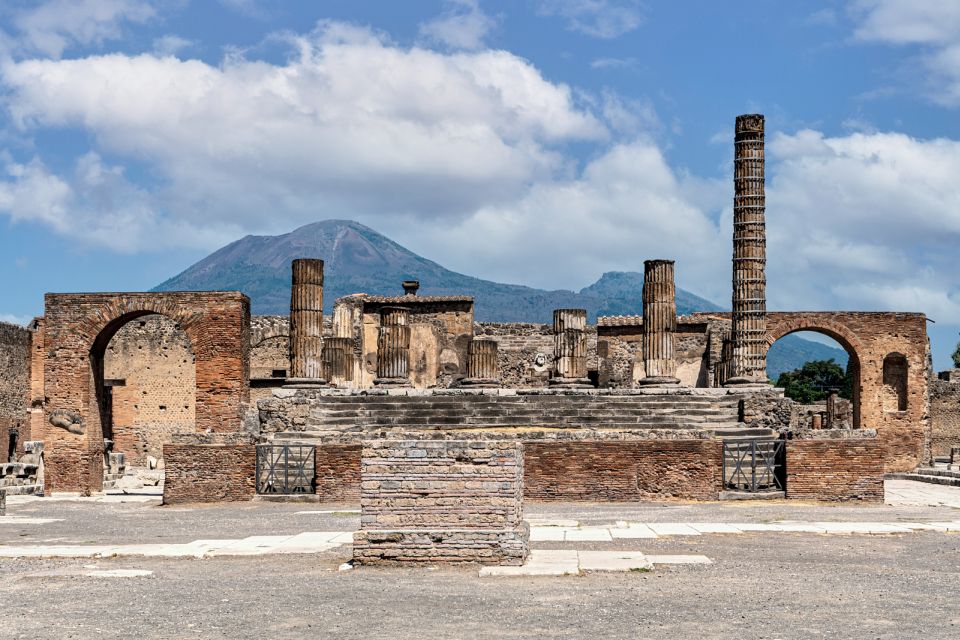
[154,219,845,374]
[154,220,720,321]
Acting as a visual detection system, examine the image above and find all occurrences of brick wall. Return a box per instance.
[785,438,884,502]
[315,443,360,501]
[524,440,723,501]
[0,321,31,463]
[162,443,255,504]
[930,378,960,459]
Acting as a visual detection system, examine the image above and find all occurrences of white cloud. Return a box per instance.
[152,34,192,57]
[0,22,605,250]
[851,0,960,106]
[538,0,644,39]
[419,0,497,51]
[10,0,156,58]
[0,314,31,326]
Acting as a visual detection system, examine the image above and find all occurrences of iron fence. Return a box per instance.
[722,439,785,493]
[255,444,316,495]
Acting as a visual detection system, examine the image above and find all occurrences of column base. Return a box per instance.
[283,378,328,389]
[723,376,771,388]
[638,376,681,387]
[374,377,412,387]
[548,377,593,388]
[459,378,500,388]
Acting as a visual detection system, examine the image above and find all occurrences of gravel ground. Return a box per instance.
[2,530,959,639]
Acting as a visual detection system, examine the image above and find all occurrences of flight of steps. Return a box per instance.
[268,392,772,442]
[887,466,960,488]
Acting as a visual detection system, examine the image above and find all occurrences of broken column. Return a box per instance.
[374,306,411,387]
[640,259,680,387]
[461,338,499,387]
[353,439,529,566]
[825,391,838,429]
[549,308,592,388]
[727,114,769,386]
[323,337,355,387]
[287,258,327,385]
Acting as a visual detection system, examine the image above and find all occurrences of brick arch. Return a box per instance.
[764,313,863,429]
[42,292,250,493]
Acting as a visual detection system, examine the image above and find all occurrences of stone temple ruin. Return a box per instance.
[1,114,957,563]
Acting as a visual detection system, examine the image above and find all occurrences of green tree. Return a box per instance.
[952,336,960,368]
[776,359,852,404]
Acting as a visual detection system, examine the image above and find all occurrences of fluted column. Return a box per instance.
[640,259,680,387]
[323,337,354,387]
[375,306,411,386]
[727,113,769,386]
[550,309,592,387]
[288,258,327,385]
[461,338,499,387]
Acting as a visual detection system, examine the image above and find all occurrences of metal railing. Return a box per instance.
[255,444,316,495]
[723,439,785,493]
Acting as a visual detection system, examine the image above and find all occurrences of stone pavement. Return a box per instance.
[885,478,960,508]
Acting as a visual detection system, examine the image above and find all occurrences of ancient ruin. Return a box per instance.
[0,113,953,551]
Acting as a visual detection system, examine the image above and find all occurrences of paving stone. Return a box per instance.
[687,523,743,534]
[479,550,580,577]
[83,569,153,578]
[609,525,658,539]
[647,523,701,536]
[529,527,566,541]
[527,519,579,528]
[564,527,612,542]
[578,551,653,572]
[647,555,713,565]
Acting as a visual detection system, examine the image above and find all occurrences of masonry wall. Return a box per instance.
[930,377,960,459]
[103,314,195,464]
[315,443,361,501]
[474,322,600,387]
[0,321,31,463]
[785,437,884,502]
[162,442,255,504]
[523,439,723,501]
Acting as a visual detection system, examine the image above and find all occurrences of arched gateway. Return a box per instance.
[41,292,250,493]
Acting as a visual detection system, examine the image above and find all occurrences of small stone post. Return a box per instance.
[640,259,680,387]
[323,337,355,387]
[374,306,411,387]
[550,309,592,388]
[825,391,838,429]
[287,258,327,385]
[461,338,499,387]
[727,114,769,386]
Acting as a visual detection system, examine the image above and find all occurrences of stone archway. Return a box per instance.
[42,292,250,493]
[765,314,865,429]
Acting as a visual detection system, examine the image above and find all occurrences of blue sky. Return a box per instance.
[0,0,958,369]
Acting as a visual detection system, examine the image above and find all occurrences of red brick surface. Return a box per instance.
[523,440,723,501]
[315,444,360,501]
[162,443,255,504]
[785,439,884,502]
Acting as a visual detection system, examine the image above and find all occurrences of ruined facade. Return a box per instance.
[0,321,31,464]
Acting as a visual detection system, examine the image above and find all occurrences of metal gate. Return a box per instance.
[722,439,785,493]
[256,444,316,495]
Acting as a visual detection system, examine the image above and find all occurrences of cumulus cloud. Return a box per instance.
[8,0,156,58]
[851,0,960,106]
[419,0,497,50]
[537,0,644,39]
[0,22,606,250]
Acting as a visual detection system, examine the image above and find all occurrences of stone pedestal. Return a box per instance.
[353,439,529,566]
[727,114,770,387]
[374,307,411,387]
[461,338,499,387]
[323,337,355,387]
[549,309,592,388]
[639,259,680,387]
[287,259,327,386]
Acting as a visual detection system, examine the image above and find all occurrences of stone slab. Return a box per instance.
[578,551,652,572]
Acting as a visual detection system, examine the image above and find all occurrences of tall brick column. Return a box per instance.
[640,259,680,387]
[550,308,591,388]
[461,338,499,387]
[727,114,769,386]
[375,306,411,387]
[287,259,327,385]
[323,337,354,387]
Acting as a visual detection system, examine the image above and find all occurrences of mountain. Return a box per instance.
[154,220,720,321]
[153,219,844,374]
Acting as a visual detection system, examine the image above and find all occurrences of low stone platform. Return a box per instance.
[352,439,529,566]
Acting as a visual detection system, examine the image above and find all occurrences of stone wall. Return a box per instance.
[473,322,600,387]
[524,439,723,501]
[162,439,255,504]
[103,314,195,464]
[315,443,360,501]
[785,436,884,502]
[931,376,960,459]
[0,321,31,463]
[352,439,528,565]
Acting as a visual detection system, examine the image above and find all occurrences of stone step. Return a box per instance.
[312,406,737,418]
[912,467,960,479]
[886,472,960,488]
